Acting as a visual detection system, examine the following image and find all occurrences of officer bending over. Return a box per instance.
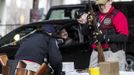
[15,25,62,75]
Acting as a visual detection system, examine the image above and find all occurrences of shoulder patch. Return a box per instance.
[55,40,59,49]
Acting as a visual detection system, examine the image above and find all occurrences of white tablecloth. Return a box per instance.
[65,71,134,75]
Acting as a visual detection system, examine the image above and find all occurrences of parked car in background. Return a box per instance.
[0,1,134,73]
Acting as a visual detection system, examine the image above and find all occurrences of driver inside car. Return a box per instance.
[58,28,74,45]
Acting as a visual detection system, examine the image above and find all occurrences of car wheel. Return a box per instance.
[126,54,134,71]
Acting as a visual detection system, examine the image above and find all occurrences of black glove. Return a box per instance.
[93,33,107,42]
[57,38,64,45]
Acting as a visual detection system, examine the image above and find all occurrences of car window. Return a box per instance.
[49,10,66,20]
[48,8,82,20]
[18,28,35,39]
[12,27,36,44]
[57,23,84,47]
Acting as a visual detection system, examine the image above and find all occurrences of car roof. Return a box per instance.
[50,4,86,9]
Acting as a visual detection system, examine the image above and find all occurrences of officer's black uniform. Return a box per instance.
[15,25,62,75]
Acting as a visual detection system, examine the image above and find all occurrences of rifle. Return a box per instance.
[87,0,105,62]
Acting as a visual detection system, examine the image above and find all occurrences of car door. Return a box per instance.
[58,22,91,69]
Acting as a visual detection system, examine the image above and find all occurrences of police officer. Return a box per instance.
[78,0,128,71]
[15,25,62,75]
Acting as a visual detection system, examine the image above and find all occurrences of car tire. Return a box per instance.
[126,54,134,71]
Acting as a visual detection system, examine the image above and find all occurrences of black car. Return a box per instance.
[0,1,134,73]
[0,20,91,73]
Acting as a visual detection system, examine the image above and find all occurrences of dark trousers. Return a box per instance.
[48,47,62,75]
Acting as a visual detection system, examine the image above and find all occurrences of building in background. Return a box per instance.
[0,0,33,36]
[30,0,45,22]
[0,0,133,36]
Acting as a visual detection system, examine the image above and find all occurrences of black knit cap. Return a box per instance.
[42,25,55,33]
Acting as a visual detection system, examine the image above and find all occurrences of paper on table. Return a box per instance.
[65,70,134,75]
[65,70,88,75]
[62,62,75,73]
[120,71,134,75]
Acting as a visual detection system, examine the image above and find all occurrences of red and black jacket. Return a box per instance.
[91,6,129,52]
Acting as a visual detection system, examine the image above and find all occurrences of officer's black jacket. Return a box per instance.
[15,32,61,64]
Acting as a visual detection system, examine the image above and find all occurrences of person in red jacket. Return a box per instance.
[78,0,129,71]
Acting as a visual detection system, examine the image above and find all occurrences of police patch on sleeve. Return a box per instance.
[55,40,59,49]
[103,18,112,25]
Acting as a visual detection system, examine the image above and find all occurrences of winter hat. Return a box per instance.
[42,25,55,33]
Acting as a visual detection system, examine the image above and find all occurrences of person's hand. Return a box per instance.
[93,33,106,42]
[87,12,94,25]
[77,13,88,24]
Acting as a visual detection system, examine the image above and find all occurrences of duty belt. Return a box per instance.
[94,48,110,51]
